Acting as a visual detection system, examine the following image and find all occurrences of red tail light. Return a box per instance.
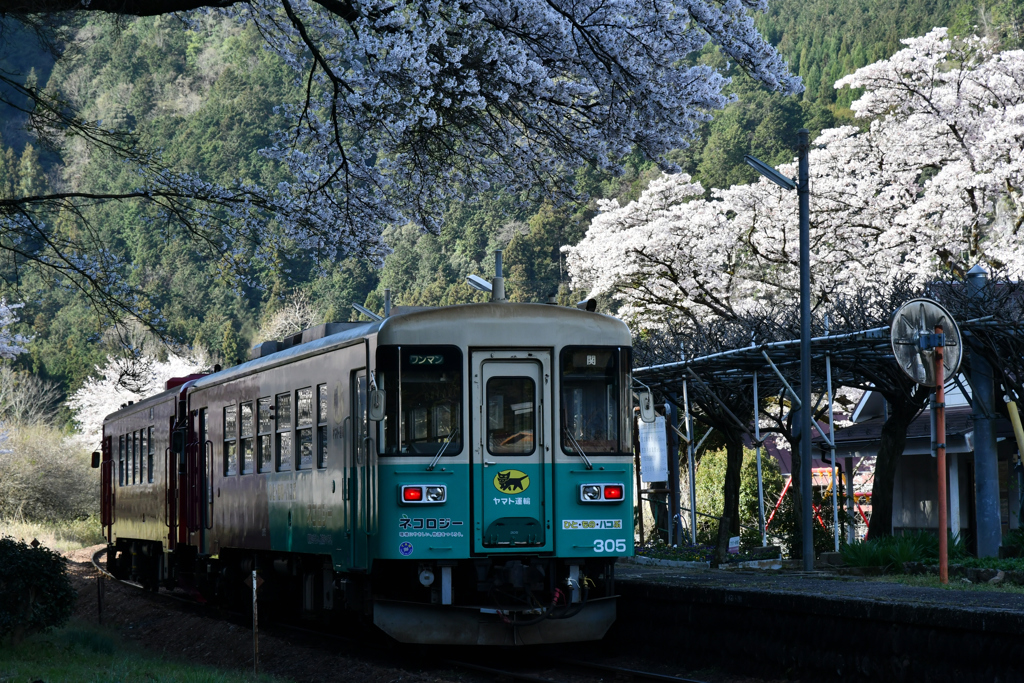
[603,484,624,500]
[403,486,424,502]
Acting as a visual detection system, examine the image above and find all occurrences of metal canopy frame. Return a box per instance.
[635,316,1024,550]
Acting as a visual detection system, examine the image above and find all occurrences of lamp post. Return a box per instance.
[745,128,814,571]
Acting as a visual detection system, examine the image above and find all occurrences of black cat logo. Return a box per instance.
[494,469,530,494]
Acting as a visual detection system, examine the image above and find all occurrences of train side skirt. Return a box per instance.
[372,596,617,646]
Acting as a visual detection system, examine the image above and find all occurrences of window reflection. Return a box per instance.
[561,348,620,453]
[379,346,462,455]
[487,376,536,455]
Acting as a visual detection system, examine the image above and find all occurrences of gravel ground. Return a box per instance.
[64,546,786,683]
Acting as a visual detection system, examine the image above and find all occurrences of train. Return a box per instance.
[95,275,640,646]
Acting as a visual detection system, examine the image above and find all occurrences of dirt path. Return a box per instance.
[65,546,460,683]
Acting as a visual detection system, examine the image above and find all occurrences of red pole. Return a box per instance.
[936,325,948,585]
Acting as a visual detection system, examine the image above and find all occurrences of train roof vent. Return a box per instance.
[281,331,304,350]
[250,340,280,360]
[166,373,209,390]
[301,322,367,344]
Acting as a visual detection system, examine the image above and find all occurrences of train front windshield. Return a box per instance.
[378,346,462,455]
[560,347,632,454]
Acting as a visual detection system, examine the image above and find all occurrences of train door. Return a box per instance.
[471,350,554,553]
[101,435,114,543]
[349,369,377,570]
[185,408,212,552]
[165,416,178,550]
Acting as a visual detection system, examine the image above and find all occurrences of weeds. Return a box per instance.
[0,515,104,553]
[840,530,968,572]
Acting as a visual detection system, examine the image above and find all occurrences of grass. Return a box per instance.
[0,620,287,683]
[0,515,105,554]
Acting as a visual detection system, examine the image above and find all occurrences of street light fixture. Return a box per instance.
[465,274,493,293]
[745,130,814,571]
[743,155,796,191]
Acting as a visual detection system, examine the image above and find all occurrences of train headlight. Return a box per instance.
[401,484,446,504]
[579,483,626,503]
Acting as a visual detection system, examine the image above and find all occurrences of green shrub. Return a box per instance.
[694,446,785,548]
[841,530,967,571]
[0,536,76,643]
[767,483,850,559]
[1002,528,1024,556]
[841,537,891,568]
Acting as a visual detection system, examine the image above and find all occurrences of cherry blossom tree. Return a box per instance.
[566,29,1024,539]
[0,0,801,322]
[566,29,1024,325]
[67,349,211,447]
[0,299,27,360]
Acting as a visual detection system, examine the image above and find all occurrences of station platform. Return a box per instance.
[610,561,1024,682]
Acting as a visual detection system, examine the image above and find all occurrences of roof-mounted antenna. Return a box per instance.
[351,303,383,321]
[492,250,505,302]
[384,288,391,318]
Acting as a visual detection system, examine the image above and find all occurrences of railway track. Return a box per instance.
[90,547,707,683]
[444,656,708,683]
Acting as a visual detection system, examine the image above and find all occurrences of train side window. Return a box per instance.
[148,426,155,483]
[139,429,147,485]
[240,401,254,474]
[296,387,313,470]
[276,392,292,471]
[118,435,125,486]
[257,397,273,473]
[199,409,211,504]
[131,430,138,485]
[224,404,238,476]
[316,384,328,468]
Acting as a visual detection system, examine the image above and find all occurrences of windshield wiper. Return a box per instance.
[563,430,593,470]
[427,424,460,471]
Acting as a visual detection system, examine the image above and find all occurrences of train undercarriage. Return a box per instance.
[106,539,618,644]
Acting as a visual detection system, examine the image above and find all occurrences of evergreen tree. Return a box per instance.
[220,322,240,366]
[0,136,16,200]
[16,144,46,197]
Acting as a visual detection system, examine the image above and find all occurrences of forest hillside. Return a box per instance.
[0,0,1018,422]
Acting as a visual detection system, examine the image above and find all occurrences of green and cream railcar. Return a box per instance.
[101,301,635,645]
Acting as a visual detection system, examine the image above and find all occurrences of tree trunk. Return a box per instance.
[867,396,922,539]
[715,428,744,561]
